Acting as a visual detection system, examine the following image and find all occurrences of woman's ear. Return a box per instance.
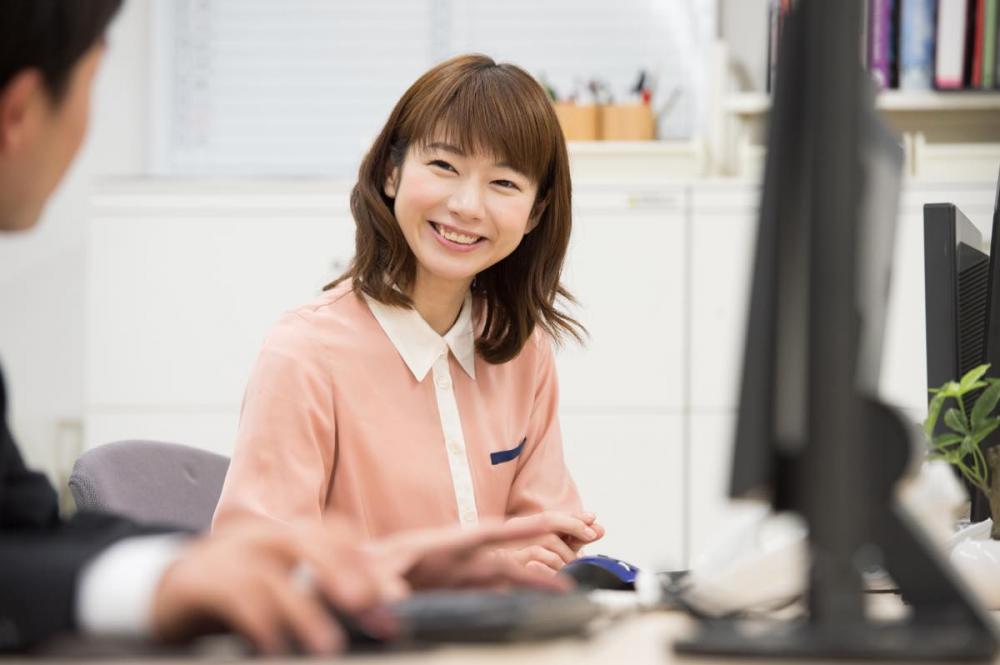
[525,194,549,234]
[384,165,400,199]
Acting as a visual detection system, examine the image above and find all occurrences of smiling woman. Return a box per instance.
[340,53,583,363]
[213,55,605,577]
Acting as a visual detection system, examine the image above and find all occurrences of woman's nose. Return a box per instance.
[447,180,485,222]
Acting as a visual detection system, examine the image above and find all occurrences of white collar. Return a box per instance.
[363,292,477,382]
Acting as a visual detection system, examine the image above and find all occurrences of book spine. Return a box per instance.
[936,0,970,88]
[899,0,937,89]
[983,0,998,87]
[972,0,985,86]
[870,0,895,88]
[767,0,781,93]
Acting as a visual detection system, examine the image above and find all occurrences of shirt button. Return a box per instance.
[446,438,461,453]
[437,375,452,390]
[461,509,477,522]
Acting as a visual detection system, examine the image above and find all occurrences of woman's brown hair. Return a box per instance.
[328,54,583,364]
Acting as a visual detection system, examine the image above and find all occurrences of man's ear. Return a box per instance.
[384,165,400,199]
[0,69,45,154]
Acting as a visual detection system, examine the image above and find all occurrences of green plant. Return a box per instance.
[924,364,1000,494]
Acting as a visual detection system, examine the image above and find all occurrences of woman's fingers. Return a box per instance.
[526,559,560,576]
[540,512,599,543]
[539,533,577,564]
[524,544,565,572]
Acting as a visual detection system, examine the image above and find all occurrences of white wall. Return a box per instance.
[0,3,149,477]
[719,0,770,92]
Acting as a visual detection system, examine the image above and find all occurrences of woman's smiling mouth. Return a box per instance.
[429,221,485,248]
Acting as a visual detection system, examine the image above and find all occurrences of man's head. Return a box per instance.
[0,0,123,232]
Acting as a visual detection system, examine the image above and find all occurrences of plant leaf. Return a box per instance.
[944,407,968,434]
[940,381,963,398]
[961,364,991,392]
[925,392,948,437]
[971,419,1000,446]
[932,433,964,448]
[972,381,1000,429]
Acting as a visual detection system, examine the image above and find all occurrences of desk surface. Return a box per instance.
[12,609,997,665]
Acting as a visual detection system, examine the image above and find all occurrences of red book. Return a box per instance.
[973,0,986,86]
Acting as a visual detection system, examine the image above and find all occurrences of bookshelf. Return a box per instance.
[724,90,1000,114]
[717,89,1000,178]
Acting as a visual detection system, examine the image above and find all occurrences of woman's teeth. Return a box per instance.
[434,223,480,245]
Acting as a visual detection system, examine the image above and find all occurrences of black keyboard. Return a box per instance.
[387,589,602,643]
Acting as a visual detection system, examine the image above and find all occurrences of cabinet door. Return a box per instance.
[560,413,685,570]
[687,411,747,563]
[556,189,687,410]
[689,183,759,410]
[86,183,356,450]
[87,216,354,408]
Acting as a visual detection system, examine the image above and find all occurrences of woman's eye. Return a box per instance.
[493,179,520,190]
[429,159,456,172]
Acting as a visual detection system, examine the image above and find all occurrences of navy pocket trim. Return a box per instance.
[490,437,526,465]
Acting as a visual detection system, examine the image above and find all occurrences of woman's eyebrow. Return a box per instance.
[426,141,465,156]
[426,142,525,175]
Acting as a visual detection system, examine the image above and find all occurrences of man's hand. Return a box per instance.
[150,518,399,655]
[365,520,574,592]
[499,512,606,574]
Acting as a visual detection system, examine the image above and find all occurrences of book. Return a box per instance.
[982,0,998,87]
[870,0,896,89]
[936,0,970,88]
[972,0,985,86]
[899,0,937,89]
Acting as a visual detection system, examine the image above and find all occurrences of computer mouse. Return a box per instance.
[561,555,639,591]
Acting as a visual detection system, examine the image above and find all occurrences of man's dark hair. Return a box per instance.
[0,0,124,102]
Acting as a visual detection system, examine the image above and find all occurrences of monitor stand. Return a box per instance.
[674,400,998,661]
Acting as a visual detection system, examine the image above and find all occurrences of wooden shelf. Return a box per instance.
[724,91,1000,115]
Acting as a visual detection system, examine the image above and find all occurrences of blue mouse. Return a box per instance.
[561,555,640,591]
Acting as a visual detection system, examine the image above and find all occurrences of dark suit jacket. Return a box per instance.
[0,363,171,651]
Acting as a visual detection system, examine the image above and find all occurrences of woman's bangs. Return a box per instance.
[407,70,554,185]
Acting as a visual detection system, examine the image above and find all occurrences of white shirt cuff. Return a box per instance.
[76,534,188,636]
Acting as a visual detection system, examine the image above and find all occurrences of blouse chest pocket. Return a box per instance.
[490,437,526,465]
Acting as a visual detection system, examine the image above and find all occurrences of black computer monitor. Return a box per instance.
[923,189,1000,523]
[676,0,997,659]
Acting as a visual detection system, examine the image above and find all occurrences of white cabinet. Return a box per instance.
[557,188,687,410]
[85,181,354,454]
[555,188,688,566]
[561,413,685,570]
[688,183,759,410]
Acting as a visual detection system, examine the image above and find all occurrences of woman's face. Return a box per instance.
[385,139,540,291]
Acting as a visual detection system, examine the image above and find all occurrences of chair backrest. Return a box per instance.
[69,440,229,532]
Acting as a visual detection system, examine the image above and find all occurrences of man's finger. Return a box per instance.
[300,544,383,612]
[262,572,344,655]
[228,593,285,655]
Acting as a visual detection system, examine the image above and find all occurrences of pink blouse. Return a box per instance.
[212,282,582,538]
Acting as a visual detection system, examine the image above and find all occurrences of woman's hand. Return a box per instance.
[498,511,606,574]
[364,520,573,592]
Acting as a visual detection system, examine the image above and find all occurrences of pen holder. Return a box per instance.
[599,104,656,141]
[552,103,599,141]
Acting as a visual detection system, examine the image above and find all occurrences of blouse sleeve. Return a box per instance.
[212,311,335,531]
[505,334,583,517]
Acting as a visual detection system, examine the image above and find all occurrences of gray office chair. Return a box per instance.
[69,440,229,532]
